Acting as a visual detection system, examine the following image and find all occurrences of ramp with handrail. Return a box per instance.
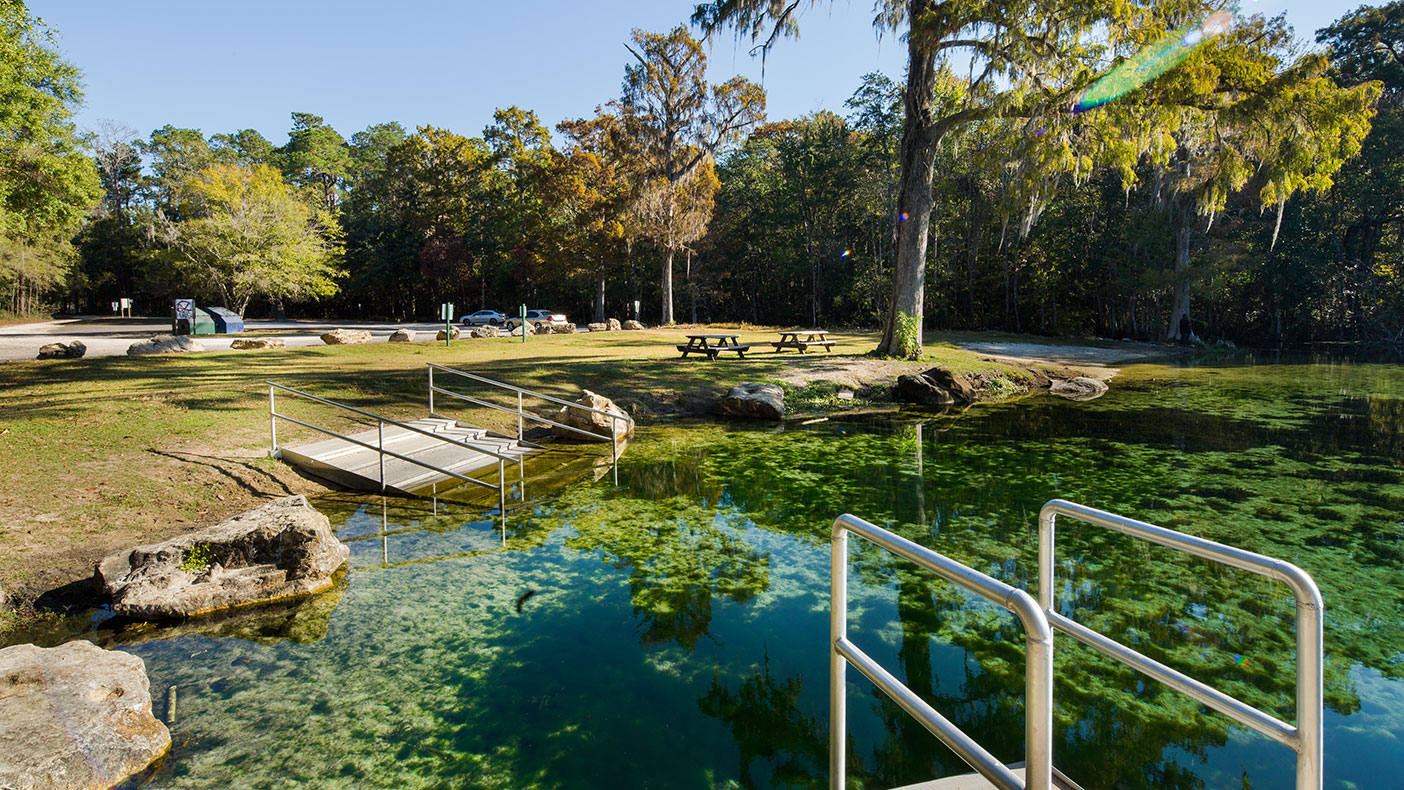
[426,363,628,485]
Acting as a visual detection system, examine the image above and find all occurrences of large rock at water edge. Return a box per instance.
[387,328,415,343]
[716,383,785,420]
[552,390,634,442]
[1050,376,1109,401]
[95,495,350,619]
[622,320,646,331]
[319,328,371,345]
[0,641,170,790]
[230,337,284,350]
[36,340,86,360]
[894,365,975,408]
[126,334,205,356]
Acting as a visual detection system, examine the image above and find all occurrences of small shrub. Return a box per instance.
[983,376,1027,400]
[178,543,215,573]
[894,312,920,359]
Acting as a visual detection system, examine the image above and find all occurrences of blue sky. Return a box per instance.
[34,0,1349,147]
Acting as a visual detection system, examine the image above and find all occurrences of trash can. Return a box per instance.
[190,308,217,336]
[206,306,245,334]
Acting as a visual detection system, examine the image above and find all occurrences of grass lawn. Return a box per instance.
[0,326,1035,621]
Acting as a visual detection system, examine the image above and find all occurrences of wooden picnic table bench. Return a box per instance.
[677,334,750,359]
[772,329,835,353]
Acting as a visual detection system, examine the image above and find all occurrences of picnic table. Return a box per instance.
[677,334,750,359]
[771,329,835,353]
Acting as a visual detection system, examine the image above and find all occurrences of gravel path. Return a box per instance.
[0,318,453,361]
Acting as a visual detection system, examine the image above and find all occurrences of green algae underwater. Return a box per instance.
[59,356,1404,788]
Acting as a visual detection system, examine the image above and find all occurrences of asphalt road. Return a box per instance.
[0,317,458,362]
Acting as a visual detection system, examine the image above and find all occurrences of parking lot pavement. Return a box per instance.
[0,317,451,362]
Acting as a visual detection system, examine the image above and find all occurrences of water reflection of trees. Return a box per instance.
[642,403,1399,787]
[554,492,771,650]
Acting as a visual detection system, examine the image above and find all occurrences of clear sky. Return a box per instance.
[33,0,1349,147]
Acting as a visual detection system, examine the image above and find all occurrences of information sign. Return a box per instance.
[174,299,195,320]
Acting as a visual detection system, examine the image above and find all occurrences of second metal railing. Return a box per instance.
[1038,499,1323,790]
[426,363,627,485]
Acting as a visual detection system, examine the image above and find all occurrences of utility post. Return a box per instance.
[520,304,527,344]
[441,302,454,347]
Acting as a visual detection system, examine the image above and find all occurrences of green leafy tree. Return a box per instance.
[694,0,1195,356]
[140,125,215,214]
[620,25,765,324]
[0,0,100,313]
[279,112,350,211]
[210,128,277,168]
[558,109,637,322]
[154,163,342,314]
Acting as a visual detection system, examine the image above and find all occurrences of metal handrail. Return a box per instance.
[268,382,522,465]
[426,364,627,484]
[1038,499,1323,790]
[831,514,1054,790]
[267,382,517,512]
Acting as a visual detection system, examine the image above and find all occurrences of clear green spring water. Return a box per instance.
[69,357,1404,787]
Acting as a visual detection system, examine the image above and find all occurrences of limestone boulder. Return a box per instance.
[230,337,284,350]
[607,318,622,331]
[36,340,86,360]
[715,383,785,420]
[1049,376,1109,401]
[894,365,978,408]
[587,322,609,332]
[387,328,415,343]
[127,334,205,356]
[319,328,371,345]
[894,373,955,408]
[469,325,499,339]
[622,320,645,331]
[552,390,634,442]
[921,366,977,403]
[0,641,170,790]
[548,322,576,334]
[508,323,536,337]
[435,327,461,341]
[95,495,349,620]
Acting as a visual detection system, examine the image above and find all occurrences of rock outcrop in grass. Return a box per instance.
[95,496,349,619]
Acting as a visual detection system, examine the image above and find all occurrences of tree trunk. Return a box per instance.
[1166,216,1193,341]
[687,249,698,324]
[661,246,675,325]
[877,6,941,356]
[595,271,605,324]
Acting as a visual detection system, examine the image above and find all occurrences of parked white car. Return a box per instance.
[459,310,506,326]
[506,309,568,331]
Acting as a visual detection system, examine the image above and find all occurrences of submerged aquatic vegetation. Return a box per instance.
[35,357,1404,790]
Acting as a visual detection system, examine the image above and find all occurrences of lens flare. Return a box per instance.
[840,249,850,258]
[1074,4,1244,114]
[899,212,909,222]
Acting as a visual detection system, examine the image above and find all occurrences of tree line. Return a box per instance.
[1,0,1398,350]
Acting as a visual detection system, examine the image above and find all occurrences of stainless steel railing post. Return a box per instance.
[378,422,385,492]
[429,366,435,415]
[268,385,277,457]
[517,391,524,440]
[498,460,506,515]
[829,524,848,790]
